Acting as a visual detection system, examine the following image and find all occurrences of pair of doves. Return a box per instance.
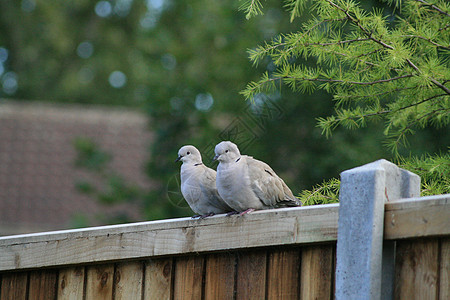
[175,141,301,219]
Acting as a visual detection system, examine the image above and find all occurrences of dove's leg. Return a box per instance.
[239,208,255,215]
[226,211,240,216]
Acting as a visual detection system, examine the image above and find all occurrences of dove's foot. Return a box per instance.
[199,212,215,219]
[226,211,240,216]
[239,208,255,216]
[192,213,215,219]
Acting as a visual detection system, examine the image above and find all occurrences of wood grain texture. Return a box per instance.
[0,204,339,271]
[204,253,236,300]
[114,261,143,300]
[385,195,450,239]
[57,267,85,300]
[300,244,334,300]
[266,248,300,300]
[85,264,114,300]
[440,238,450,300]
[173,255,204,300]
[395,238,439,299]
[235,250,267,300]
[144,258,173,300]
[28,269,58,300]
[0,272,28,300]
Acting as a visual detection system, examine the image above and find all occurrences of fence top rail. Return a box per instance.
[0,204,339,271]
[0,194,448,272]
[384,194,449,240]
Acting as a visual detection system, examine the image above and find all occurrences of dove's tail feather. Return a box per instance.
[279,178,302,206]
[277,198,302,207]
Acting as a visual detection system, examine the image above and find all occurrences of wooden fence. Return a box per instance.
[0,160,449,299]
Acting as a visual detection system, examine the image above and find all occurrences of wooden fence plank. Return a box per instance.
[395,238,439,299]
[300,244,334,300]
[144,258,173,300]
[440,238,450,300]
[57,267,85,300]
[173,255,204,300]
[114,261,143,300]
[266,248,300,300]
[235,250,267,300]
[0,272,28,300]
[85,264,114,300]
[204,253,236,300]
[28,269,58,300]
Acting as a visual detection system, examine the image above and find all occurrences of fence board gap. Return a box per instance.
[331,245,337,299]
[85,264,114,300]
[57,267,85,300]
[0,272,28,300]
[300,244,334,300]
[440,238,450,300]
[395,238,439,299]
[28,269,58,300]
[114,261,143,300]
[235,250,266,300]
[173,255,204,300]
[144,258,173,300]
[266,248,300,300]
[204,253,236,300]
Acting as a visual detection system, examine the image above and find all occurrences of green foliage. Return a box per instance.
[298,178,340,205]
[299,151,449,204]
[241,0,449,198]
[399,152,450,196]
[241,0,450,153]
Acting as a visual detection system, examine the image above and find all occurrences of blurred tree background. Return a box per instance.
[0,0,448,222]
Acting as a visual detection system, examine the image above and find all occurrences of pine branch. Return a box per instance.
[348,93,447,118]
[298,178,340,206]
[267,18,348,64]
[284,73,414,86]
[239,0,264,19]
[413,0,450,17]
[335,86,418,101]
[326,0,395,50]
[390,107,450,152]
[326,0,450,95]
[398,153,450,196]
[401,35,450,50]
[242,0,450,153]
[404,59,450,95]
[309,37,371,46]
[315,47,404,73]
[439,24,450,32]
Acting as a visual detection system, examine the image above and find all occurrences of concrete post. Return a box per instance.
[335,159,420,300]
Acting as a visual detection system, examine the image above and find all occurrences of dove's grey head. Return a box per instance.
[175,145,202,164]
[213,141,241,162]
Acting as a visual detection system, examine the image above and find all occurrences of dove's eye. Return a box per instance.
[187,151,191,155]
[225,150,229,153]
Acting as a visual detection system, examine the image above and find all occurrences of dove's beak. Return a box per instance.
[212,154,219,161]
[175,155,182,163]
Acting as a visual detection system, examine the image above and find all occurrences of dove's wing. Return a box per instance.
[245,156,285,207]
[246,156,300,207]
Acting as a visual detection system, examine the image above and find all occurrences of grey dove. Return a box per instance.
[214,141,301,215]
[176,145,232,218]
